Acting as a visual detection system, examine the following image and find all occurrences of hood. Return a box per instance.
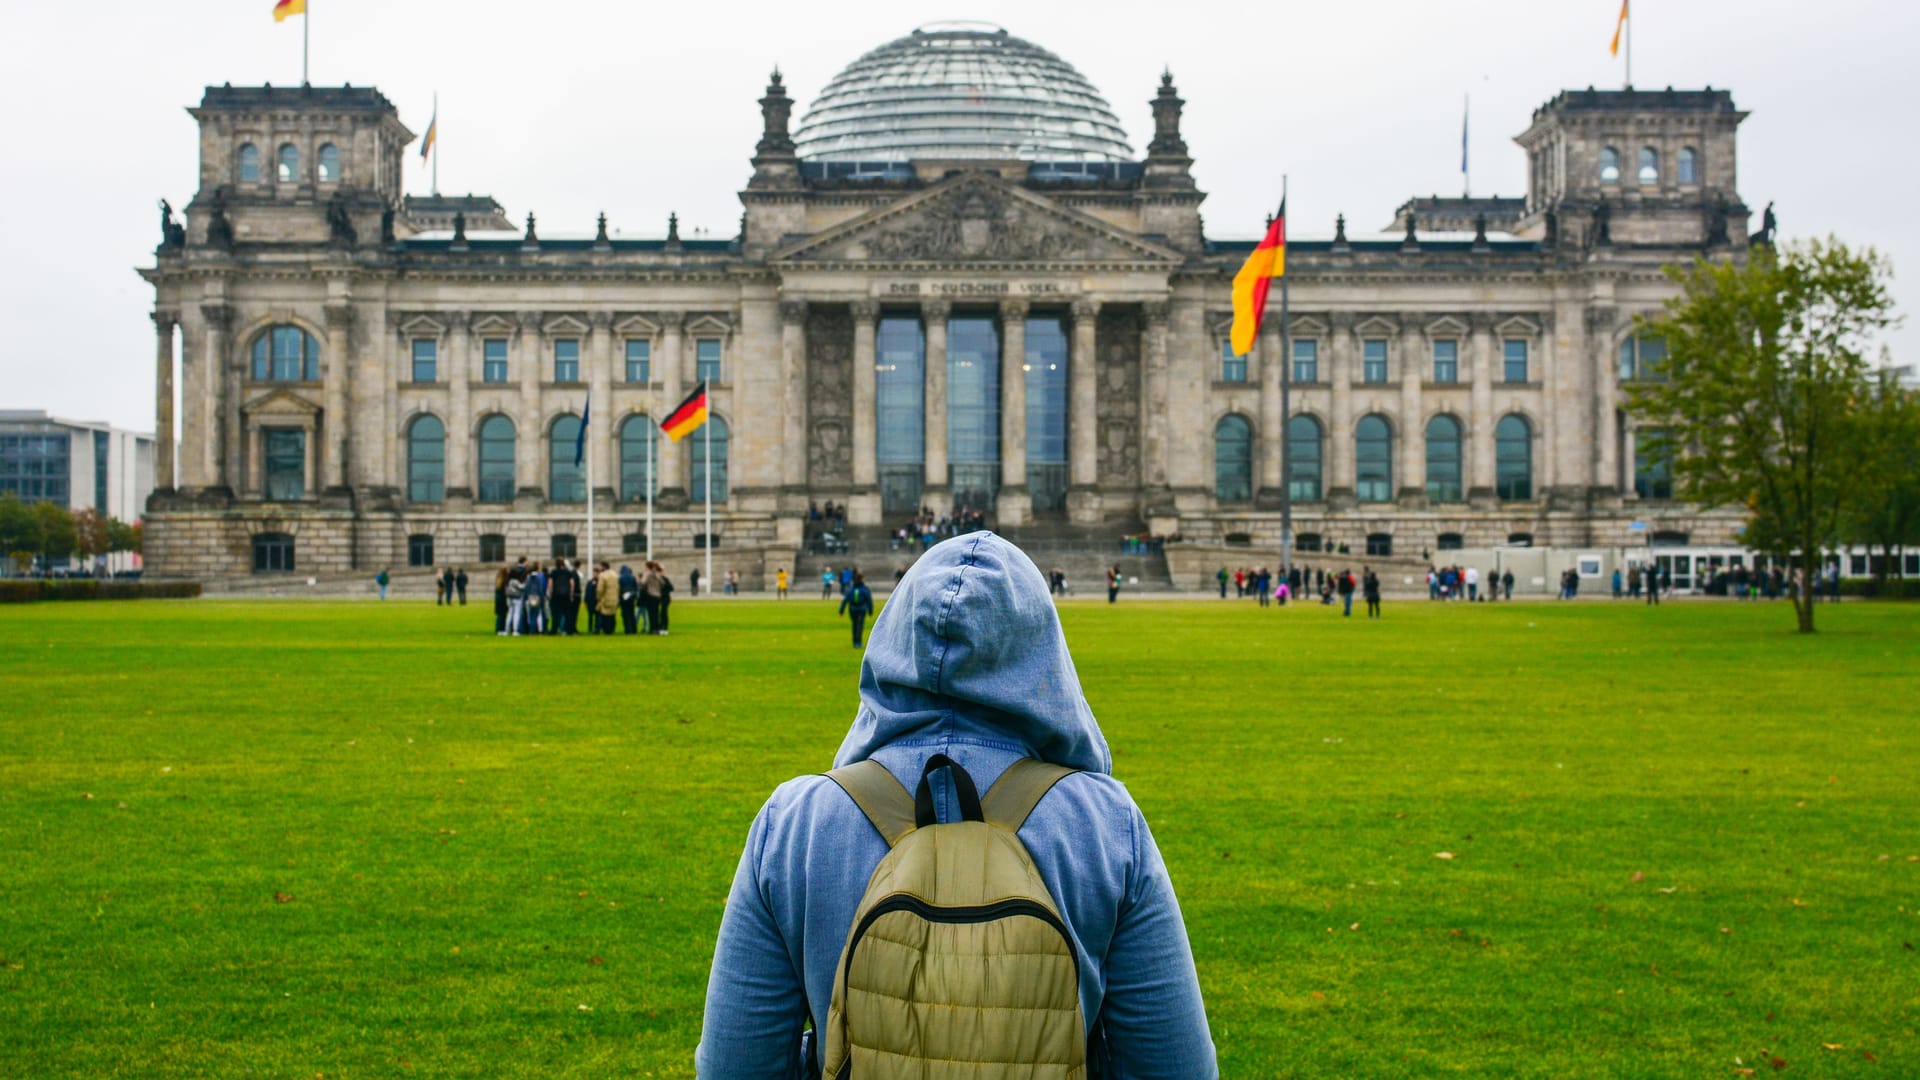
[833,532,1110,774]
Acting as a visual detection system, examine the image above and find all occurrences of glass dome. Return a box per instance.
[793,22,1134,163]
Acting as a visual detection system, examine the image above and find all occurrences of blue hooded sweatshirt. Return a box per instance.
[696,532,1215,1078]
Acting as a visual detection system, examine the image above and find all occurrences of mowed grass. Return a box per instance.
[1,595,1917,1078]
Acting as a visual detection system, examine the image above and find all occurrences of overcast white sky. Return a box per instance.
[3,0,1913,434]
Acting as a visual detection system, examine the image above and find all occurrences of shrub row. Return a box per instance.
[0,581,203,603]
[1838,577,1920,599]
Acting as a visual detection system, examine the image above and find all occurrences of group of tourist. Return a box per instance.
[807,500,848,534]
[491,556,676,636]
[892,506,990,551]
[1210,564,1382,616]
[1427,565,1515,602]
[432,568,471,605]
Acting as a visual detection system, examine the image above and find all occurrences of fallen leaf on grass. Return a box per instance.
[1720,927,1733,935]
[1349,922,1361,931]
[1435,852,1454,860]
[1863,1050,1879,1062]
[273,892,294,904]
[577,1003,593,1012]
[1734,1070,1755,1077]
[1310,991,1325,999]
[1821,1044,1843,1051]
[1770,1057,1787,1071]
[1630,871,1645,882]
[588,956,604,966]
[81,793,93,800]
[1657,886,1679,894]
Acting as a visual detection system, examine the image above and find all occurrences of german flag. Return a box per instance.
[273,0,306,21]
[661,382,709,442]
[1229,201,1285,357]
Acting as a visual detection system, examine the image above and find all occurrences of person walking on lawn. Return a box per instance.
[1338,568,1357,617]
[1363,567,1383,619]
[375,568,390,601]
[838,571,875,647]
[594,562,620,635]
[454,567,469,606]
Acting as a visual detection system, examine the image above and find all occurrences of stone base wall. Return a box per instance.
[1182,502,1746,554]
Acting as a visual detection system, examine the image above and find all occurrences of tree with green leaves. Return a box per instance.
[1629,239,1897,633]
[1843,370,1920,584]
[0,493,41,574]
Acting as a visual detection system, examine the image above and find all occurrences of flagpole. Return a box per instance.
[645,413,654,562]
[302,0,309,85]
[586,395,595,578]
[1626,5,1633,88]
[1462,94,1470,198]
[703,403,713,594]
[431,92,439,196]
[1277,176,1293,580]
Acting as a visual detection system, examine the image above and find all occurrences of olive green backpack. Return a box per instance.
[820,753,1088,1079]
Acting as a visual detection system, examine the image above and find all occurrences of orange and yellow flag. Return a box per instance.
[1229,204,1285,357]
[274,0,306,22]
[1610,0,1629,56]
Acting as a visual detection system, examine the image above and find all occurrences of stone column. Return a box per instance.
[780,300,809,493]
[515,311,543,497]
[323,303,353,491]
[1141,301,1170,491]
[1468,312,1497,505]
[588,311,615,504]
[1327,312,1355,505]
[1258,317,1283,498]
[1593,317,1620,496]
[446,311,472,499]
[997,298,1030,524]
[201,303,233,493]
[1069,298,1100,487]
[152,310,176,492]
[850,300,879,490]
[657,311,687,504]
[1398,315,1426,504]
[922,300,950,501]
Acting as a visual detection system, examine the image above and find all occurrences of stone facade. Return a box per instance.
[141,59,1753,581]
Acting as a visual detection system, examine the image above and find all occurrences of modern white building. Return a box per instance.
[0,409,156,572]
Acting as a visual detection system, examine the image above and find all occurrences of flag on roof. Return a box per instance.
[1610,0,1629,56]
[273,0,305,22]
[420,107,437,162]
[1229,202,1285,357]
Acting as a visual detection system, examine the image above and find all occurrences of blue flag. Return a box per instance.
[574,395,590,469]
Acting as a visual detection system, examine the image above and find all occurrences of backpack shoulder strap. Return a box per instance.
[981,757,1078,833]
[823,760,916,847]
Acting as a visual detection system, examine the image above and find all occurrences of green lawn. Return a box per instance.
[2,596,1916,1077]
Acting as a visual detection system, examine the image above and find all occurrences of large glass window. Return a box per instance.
[317,143,340,183]
[411,339,437,383]
[1025,316,1069,512]
[549,415,584,502]
[407,534,434,567]
[1287,414,1322,502]
[1496,415,1534,500]
[93,430,108,511]
[407,414,444,502]
[478,534,506,562]
[1292,339,1318,383]
[253,533,295,573]
[482,339,508,383]
[1425,415,1463,502]
[1619,336,1668,381]
[1678,147,1699,184]
[696,339,723,383]
[1356,415,1393,502]
[251,326,320,382]
[1599,146,1620,184]
[1220,340,1247,383]
[620,414,660,501]
[692,416,729,504]
[553,339,580,383]
[948,316,1000,509]
[1503,340,1529,383]
[477,415,515,502]
[237,143,260,183]
[263,428,305,501]
[1432,340,1459,383]
[0,433,70,502]
[1635,428,1673,500]
[1214,415,1252,502]
[625,339,651,383]
[1363,339,1388,383]
[277,144,299,183]
[876,316,925,514]
[1638,147,1660,185]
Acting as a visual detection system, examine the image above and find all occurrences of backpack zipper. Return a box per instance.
[841,894,1079,990]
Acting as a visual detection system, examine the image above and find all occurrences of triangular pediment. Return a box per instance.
[242,387,322,416]
[1496,314,1543,338]
[773,172,1183,265]
[1353,315,1400,337]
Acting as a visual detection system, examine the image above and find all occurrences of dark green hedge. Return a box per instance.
[0,581,202,603]
[1838,577,1920,599]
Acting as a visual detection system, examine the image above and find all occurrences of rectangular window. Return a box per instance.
[478,534,506,563]
[876,316,926,514]
[696,338,723,383]
[1432,340,1458,383]
[1024,316,1069,512]
[1220,340,1247,383]
[263,428,305,501]
[1363,339,1388,383]
[482,339,508,383]
[1634,428,1673,500]
[625,339,651,383]
[1292,339,1318,383]
[0,432,71,503]
[94,430,109,511]
[411,339,437,383]
[252,534,295,573]
[407,534,434,567]
[1503,339,1529,383]
[1620,336,1668,381]
[553,339,580,383]
[947,316,1000,510]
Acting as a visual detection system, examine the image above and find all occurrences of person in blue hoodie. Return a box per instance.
[696,532,1215,1078]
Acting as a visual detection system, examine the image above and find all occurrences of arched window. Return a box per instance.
[1677,147,1699,184]
[1496,414,1533,500]
[317,143,340,183]
[1599,147,1620,185]
[237,143,261,183]
[1213,415,1252,502]
[1425,414,1463,502]
[1287,414,1322,502]
[691,416,730,504]
[406,415,445,502]
[277,143,300,183]
[476,415,516,503]
[250,326,320,382]
[1355,415,1393,502]
[1638,147,1659,185]
[549,415,585,502]
[619,414,661,501]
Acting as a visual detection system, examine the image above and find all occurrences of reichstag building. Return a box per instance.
[142,21,1752,581]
